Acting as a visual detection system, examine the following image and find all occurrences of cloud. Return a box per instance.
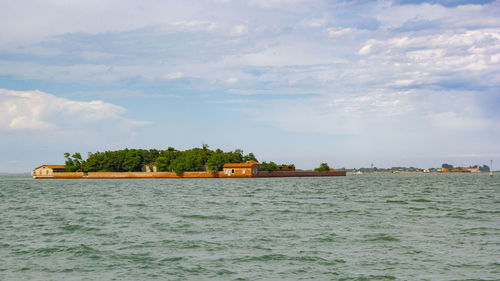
[249,0,316,9]
[427,111,491,131]
[226,77,239,84]
[354,28,500,90]
[394,0,496,8]
[233,87,499,141]
[165,72,185,79]
[300,17,329,28]
[0,0,206,47]
[392,18,442,32]
[358,43,373,55]
[229,24,248,35]
[327,27,354,37]
[170,20,217,31]
[0,89,130,130]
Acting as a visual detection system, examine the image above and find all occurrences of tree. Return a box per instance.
[122,150,142,171]
[156,149,179,171]
[230,149,244,163]
[102,150,125,171]
[63,152,87,172]
[169,152,202,174]
[64,152,77,172]
[72,153,83,171]
[63,146,259,173]
[85,152,104,172]
[206,152,227,172]
[315,163,330,171]
[442,163,453,169]
[244,152,258,162]
[155,156,170,172]
[259,161,278,172]
[141,149,159,165]
[479,165,490,172]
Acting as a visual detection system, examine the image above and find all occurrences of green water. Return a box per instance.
[0,174,499,280]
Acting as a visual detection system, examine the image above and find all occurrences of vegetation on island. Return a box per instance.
[64,145,258,174]
[258,162,296,172]
[257,161,276,172]
[314,163,331,171]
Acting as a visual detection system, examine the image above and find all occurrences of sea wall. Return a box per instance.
[35,172,85,179]
[34,170,346,179]
[85,171,225,178]
[36,171,251,179]
[254,170,346,177]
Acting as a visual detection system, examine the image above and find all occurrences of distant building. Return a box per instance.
[33,165,66,177]
[223,161,260,177]
[142,164,157,172]
[467,166,481,173]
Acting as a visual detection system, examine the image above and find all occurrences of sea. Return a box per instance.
[0,173,499,280]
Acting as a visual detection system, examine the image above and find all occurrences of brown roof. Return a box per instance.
[36,165,66,169]
[223,162,257,168]
[246,160,261,165]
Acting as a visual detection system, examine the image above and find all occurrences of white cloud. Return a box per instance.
[353,28,500,87]
[234,87,499,141]
[427,111,491,131]
[223,43,337,67]
[0,89,128,130]
[358,43,372,55]
[300,17,329,28]
[491,53,500,63]
[226,77,239,84]
[327,27,353,37]
[165,72,185,79]
[0,0,204,47]
[406,49,445,61]
[170,20,217,31]
[249,0,314,9]
[229,24,248,35]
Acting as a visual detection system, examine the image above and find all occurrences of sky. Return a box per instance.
[1,0,499,173]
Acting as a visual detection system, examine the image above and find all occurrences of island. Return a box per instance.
[33,146,346,179]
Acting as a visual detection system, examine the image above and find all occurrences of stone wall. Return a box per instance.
[35,172,84,178]
[254,170,346,177]
[41,171,249,179]
[34,169,346,179]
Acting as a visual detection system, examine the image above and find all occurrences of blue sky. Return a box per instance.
[1,0,499,172]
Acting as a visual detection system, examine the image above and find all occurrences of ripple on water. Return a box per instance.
[363,233,401,242]
[411,198,432,203]
[0,174,498,280]
[179,214,229,220]
[385,200,408,204]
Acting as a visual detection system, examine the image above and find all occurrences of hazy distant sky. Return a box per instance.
[1,0,499,172]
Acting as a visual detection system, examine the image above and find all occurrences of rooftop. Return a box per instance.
[36,165,66,169]
[223,161,260,168]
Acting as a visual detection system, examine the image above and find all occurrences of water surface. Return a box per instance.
[0,174,499,280]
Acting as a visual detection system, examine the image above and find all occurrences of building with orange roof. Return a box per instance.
[33,165,67,178]
[222,161,260,177]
